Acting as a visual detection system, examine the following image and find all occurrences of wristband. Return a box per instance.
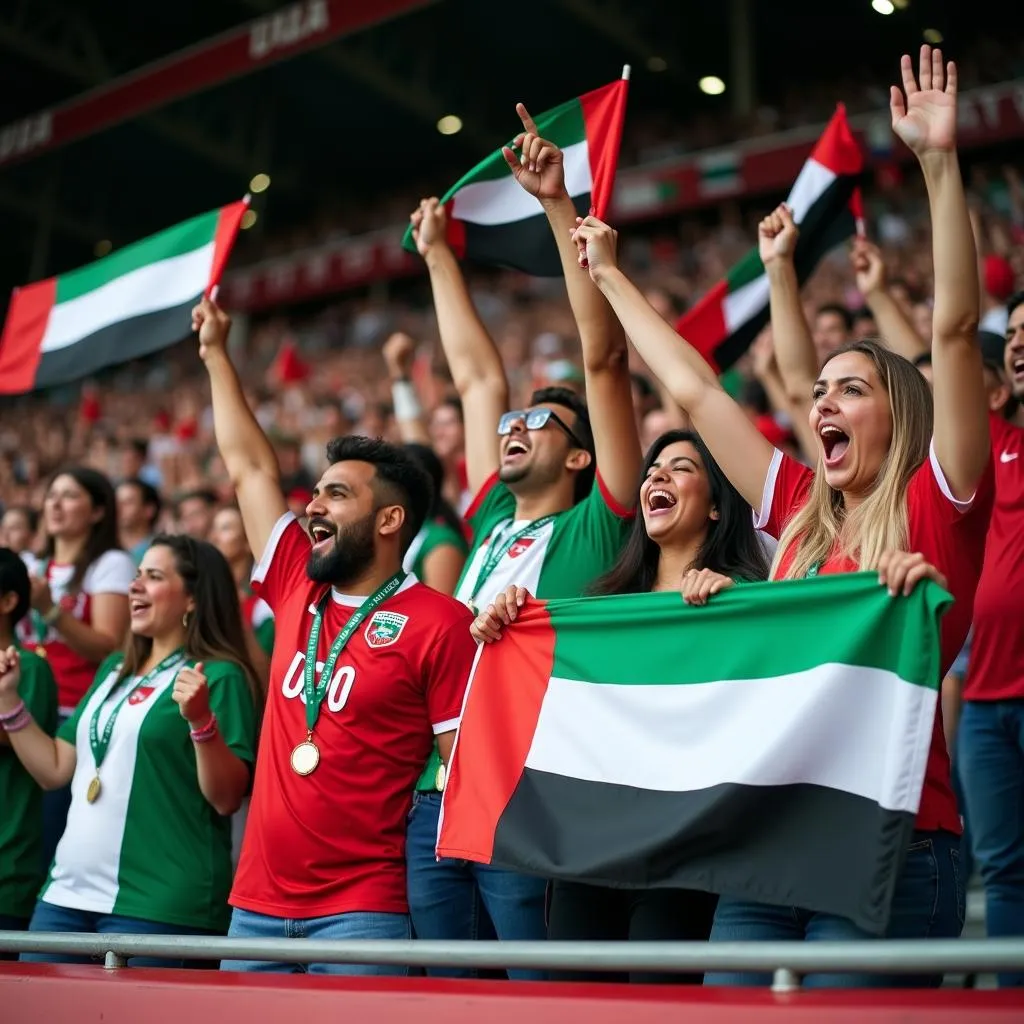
[0,700,26,723]
[1,708,31,733]
[391,380,423,421]
[189,713,219,744]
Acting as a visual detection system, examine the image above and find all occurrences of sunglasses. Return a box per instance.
[497,407,586,450]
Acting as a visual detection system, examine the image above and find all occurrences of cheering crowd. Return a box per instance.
[0,45,1023,990]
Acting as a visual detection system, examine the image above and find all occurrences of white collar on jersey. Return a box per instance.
[308,573,419,612]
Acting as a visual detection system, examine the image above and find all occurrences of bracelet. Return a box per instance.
[1,708,32,733]
[391,380,423,421]
[0,700,26,723]
[189,713,219,744]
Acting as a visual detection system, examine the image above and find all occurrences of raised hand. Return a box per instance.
[680,568,734,606]
[569,215,619,282]
[0,645,21,701]
[383,332,416,381]
[891,44,957,156]
[410,197,449,258]
[758,203,798,265]
[501,103,566,202]
[851,237,886,297]
[191,296,232,361]
[172,662,212,727]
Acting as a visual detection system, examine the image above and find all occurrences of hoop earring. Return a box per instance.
[182,612,190,629]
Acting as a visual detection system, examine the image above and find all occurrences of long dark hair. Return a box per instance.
[119,534,265,723]
[404,443,465,538]
[41,466,120,592]
[589,430,770,596]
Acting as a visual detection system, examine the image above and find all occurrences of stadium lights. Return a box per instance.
[249,173,271,193]
[699,76,726,96]
[647,56,668,73]
[94,239,112,258]
[240,210,258,230]
[436,114,463,136]
[923,28,943,43]
[871,0,895,14]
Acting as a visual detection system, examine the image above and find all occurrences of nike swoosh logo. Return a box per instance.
[1001,451,1019,463]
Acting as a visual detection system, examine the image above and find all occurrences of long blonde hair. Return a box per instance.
[771,340,933,579]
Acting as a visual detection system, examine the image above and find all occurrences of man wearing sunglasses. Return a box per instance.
[404,104,641,978]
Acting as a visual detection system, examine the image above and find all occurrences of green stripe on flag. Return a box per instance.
[548,572,949,689]
[56,209,221,303]
[725,248,764,293]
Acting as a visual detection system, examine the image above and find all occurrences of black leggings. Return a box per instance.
[547,880,717,984]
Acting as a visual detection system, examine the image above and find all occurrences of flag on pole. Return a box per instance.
[402,72,629,276]
[0,199,248,395]
[676,106,864,372]
[438,572,949,934]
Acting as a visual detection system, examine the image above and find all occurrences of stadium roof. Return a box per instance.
[0,0,1016,300]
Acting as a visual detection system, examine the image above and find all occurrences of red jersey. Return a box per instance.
[964,414,1024,701]
[230,513,477,917]
[757,444,995,834]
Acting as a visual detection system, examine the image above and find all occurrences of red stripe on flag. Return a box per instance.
[444,200,467,259]
[0,278,57,395]
[437,600,556,863]
[811,104,864,177]
[208,200,248,294]
[579,79,629,220]
[674,279,729,372]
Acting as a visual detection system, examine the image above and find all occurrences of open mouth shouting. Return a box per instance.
[646,488,678,517]
[819,423,850,467]
[502,437,531,465]
[1011,352,1024,387]
[308,517,337,554]
[129,597,152,618]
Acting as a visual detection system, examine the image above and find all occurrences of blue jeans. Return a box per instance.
[405,791,547,980]
[222,906,411,975]
[18,899,219,968]
[705,830,965,988]
[958,700,1024,987]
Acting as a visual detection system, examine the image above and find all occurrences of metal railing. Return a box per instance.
[3,932,1024,992]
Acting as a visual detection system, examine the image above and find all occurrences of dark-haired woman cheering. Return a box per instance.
[0,535,259,967]
[19,466,134,864]
[473,429,769,982]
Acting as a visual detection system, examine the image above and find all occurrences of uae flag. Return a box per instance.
[677,105,864,372]
[438,572,949,934]
[0,200,248,395]
[401,73,629,276]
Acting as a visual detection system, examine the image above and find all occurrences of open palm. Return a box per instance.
[891,45,957,155]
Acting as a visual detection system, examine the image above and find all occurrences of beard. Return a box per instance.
[306,512,377,586]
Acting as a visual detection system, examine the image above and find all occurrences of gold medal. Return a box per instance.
[86,776,101,803]
[34,645,48,660]
[435,762,447,792]
[290,738,320,776]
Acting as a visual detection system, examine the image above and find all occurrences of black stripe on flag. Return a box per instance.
[491,767,914,934]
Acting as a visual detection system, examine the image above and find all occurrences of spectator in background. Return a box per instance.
[851,307,878,341]
[0,507,38,556]
[0,549,57,954]
[812,303,853,365]
[18,466,134,866]
[116,479,162,566]
[118,439,161,490]
[429,397,469,512]
[175,488,218,541]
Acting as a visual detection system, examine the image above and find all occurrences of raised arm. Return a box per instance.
[852,238,927,360]
[759,204,818,413]
[383,332,431,446]
[501,105,641,507]
[892,45,988,498]
[575,220,777,510]
[411,199,507,496]
[193,297,287,561]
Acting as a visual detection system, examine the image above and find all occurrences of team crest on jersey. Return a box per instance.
[128,686,155,706]
[364,610,409,648]
[508,537,536,558]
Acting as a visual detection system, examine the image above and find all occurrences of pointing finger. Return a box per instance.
[517,102,539,136]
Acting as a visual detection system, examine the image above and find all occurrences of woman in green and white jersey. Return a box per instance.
[0,535,260,967]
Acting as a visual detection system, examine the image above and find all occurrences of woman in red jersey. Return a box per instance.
[19,466,133,866]
[568,46,992,988]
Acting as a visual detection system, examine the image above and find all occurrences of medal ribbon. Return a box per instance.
[88,649,187,772]
[303,571,406,733]
[465,516,555,609]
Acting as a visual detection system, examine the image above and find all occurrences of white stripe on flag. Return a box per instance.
[724,274,770,333]
[786,158,835,222]
[525,663,936,814]
[451,139,591,227]
[41,242,215,354]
